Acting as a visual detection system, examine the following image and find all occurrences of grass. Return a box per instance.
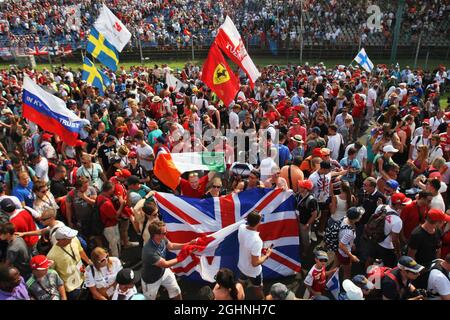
[1,57,449,72]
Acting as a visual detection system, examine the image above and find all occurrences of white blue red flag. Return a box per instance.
[22,76,86,146]
[326,268,340,300]
[154,188,301,282]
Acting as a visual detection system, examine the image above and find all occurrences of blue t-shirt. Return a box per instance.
[277,144,292,167]
[339,157,361,183]
[12,181,35,207]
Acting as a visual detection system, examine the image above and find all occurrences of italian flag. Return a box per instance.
[154,152,225,190]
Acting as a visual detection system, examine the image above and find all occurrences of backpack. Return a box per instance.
[338,134,345,160]
[367,265,399,290]
[324,217,353,252]
[91,198,108,236]
[363,205,395,243]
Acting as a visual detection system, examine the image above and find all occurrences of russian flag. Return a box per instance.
[22,76,85,146]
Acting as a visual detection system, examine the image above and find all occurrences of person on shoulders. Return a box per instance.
[213,268,245,300]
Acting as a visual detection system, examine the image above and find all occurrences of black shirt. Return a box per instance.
[408,226,442,268]
[297,193,319,225]
[357,190,386,225]
[97,144,117,171]
[50,179,70,199]
[381,268,411,300]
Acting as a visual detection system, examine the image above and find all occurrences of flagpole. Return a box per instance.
[191,36,195,61]
[299,0,304,64]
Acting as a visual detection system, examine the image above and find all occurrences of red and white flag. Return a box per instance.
[214,16,260,88]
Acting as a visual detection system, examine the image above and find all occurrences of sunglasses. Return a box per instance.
[318,259,328,263]
[212,185,222,189]
[98,255,109,264]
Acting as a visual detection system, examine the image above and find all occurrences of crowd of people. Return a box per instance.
[0,56,448,300]
[0,0,449,51]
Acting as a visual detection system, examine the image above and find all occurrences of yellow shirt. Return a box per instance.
[47,238,84,293]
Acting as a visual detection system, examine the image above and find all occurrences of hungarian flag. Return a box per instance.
[201,43,239,106]
[214,16,260,88]
[154,151,225,190]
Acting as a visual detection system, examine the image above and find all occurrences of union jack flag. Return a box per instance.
[154,188,301,283]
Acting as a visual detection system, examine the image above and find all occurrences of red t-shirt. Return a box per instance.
[180,175,209,198]
[109,178,132,218]
[352,94,365,118]
[97,195,119,227]
[10,210,39,247]
[305,265,326,294]
[400,201,428,241]
[439,132,450,154]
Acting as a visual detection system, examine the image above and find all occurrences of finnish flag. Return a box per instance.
[326,268,340,300]
[354,48,374,73]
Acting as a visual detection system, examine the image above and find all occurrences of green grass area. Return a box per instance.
[1,57,449,71]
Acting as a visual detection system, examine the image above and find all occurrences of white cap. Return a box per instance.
[383,145,399,153]
[55,226,78,240]
[343,280,364,300]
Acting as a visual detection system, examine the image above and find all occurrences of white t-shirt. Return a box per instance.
[344,144,367,166]
[367,88,377,107]
[259,157,277,181]
[327,134,342,160]
[309,171,332,203]
[428,145,444,164]
[237,224,263,278]
[338,218,356,257]
[410,135,430,160]
[136,143,154,171]
[111,285,138,300]
[430,194,446,212]
[35,157,49,183]
[441,162,450,184]
[85,257,123,298]
[376,206,403,249]
[429,116,445,133]
[77,163,104,191]
[427,268,450,298]
[229,111,239,130]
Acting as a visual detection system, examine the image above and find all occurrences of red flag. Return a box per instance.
[183,28,191,36]
[201,43,239,106]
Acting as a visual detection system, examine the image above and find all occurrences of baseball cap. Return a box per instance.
[54,226,78,240]
[342,280,364,300]
[148,121,157,128]
[30,255,53,270]
[115,169,131,179]
[0,198,16,213]
[270,283,296,300]
[128,151,137,159]
[312,148,323,158]
[386,179,399,190]
[347,207,364,220]
[352,275,374,290]
[398,256,424,273]
[41,133,53,141]
[314,250,328,261]
[291,118,300,125]
[298,179,313,191]
[311,127,321,135]
[115,268,141,285]
[383,145,399,153]
[391,193,412,205]
[427,208,450,223]
[321,148,331,156]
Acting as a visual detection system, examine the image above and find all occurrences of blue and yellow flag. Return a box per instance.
[82,57,111,96]
[86,27,119,71]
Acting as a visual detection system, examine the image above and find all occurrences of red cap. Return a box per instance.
[298,179,314,191]
[128,151,137,159]
[423,119,430,124]
[391,193,412,205]
[148,121,158,128]
[30,255,52,270]
[41,133,53,141]
[75,140,86,147]
[427,209,450,222]
[298,89,305,93]
[115,169,131,178]
[64,159,77,167]
[410,107,420,113]
[429,172,442,180]
[292,118,300,125]
[312,148,323,158]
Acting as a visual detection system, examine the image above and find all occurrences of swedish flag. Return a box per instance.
[86,28,119,71]
[82,57,111,96]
